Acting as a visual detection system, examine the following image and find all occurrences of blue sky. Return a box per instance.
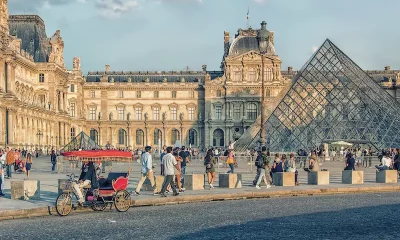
[8,0,400,74]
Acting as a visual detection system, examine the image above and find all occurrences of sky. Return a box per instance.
[7,0,400,74]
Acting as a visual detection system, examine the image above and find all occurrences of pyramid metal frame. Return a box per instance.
[244,39,400,152]
[61,131,101,152]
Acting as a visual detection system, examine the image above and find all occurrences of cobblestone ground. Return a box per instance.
[0,192,399,240]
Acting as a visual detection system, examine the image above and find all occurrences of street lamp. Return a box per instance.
[126,112,131,149]
[257,21,270,146]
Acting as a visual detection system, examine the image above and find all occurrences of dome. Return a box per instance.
[228,35,275,57]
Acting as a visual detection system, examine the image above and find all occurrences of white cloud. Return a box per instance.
[253,0,266,4]
[95,0,139,17]
[312,46,318,53]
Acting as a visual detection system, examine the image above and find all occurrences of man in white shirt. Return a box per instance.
[159,146,180,197]
[376,151,392,171]
[134,146,156,196]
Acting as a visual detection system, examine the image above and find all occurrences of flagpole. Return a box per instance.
[246,6,249,28]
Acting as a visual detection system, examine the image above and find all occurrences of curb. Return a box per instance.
[1,185,400,221]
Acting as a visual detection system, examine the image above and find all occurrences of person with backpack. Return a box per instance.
[255,146,271,189]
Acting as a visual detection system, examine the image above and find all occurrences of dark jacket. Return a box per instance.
[79,162,99,189]
[50,153,57,163]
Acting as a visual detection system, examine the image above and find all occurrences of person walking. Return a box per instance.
[134,146,156,196]
[226,150,235,173]
[0,152,5,197]
[5,147,14,179]
[160,147,167,176]
[204,149,216,189]
[179,146,191,175]
[255,146,271,189]
[25,153,33,180]
[173,148,185,192]
[159,147,180,197]
[50,150,57,173]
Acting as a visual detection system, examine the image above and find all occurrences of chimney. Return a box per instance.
[202,65,207,72]
[105,65,110,72]
[288,66,293,72]
[224,31,230,44]
[385,66,391,71]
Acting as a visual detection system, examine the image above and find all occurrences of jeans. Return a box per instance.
[72,180,91,202]
[181,166,186,175]
[253,168,261,184]
[6,164,12,178]
[228,164,234,173]
[161,164,165,176]
[52,162,56,172]
[256,168,268,186]
[135,171,155,193]
[0,175,3,194]
[161,175,177,194]
[375,165,389,171]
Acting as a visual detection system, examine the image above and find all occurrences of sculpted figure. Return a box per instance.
[73,57,81,71]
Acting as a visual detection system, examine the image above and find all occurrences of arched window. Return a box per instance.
[213,129,224,147]
[154,129,162,145]
[171,128,180,144]
[188,129,197,146]
[216,90,222,97]
[90,129,98,144]
[118,129,127,145]
[247,103,258,120]
[265,89,271,97]
[136,129,144,145]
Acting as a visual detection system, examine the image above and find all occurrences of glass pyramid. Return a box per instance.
[245,39,400,152]
[61,131,101,152]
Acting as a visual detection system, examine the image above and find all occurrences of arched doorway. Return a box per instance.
[90,129,98,144]
[188,129,198,146]
[213,129,224,147]
[136,129,144,146]
[118,128,127,146]
[171,128,180,145]
[154,129,162,146]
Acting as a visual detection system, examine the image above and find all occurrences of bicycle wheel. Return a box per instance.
[56,193,73,216]
[114,190,131,212]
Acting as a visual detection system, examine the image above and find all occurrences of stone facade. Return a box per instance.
[1,0,400,151]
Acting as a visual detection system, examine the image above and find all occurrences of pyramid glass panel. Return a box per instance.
[241,39,400,152]
[61,131,101,152]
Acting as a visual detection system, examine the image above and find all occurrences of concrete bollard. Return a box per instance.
[273,172,295,186]
[376,170,398,183]
[308,171,330,185]
[219,173,242,188]
[342,170,364,184]
[143,175,165,192]
[11,180,41,200]
[183,174,205,190]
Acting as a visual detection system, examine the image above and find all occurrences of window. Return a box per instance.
[154,129,162,145]
[171,107,177,120]
[153,107,160,120]
[90,90,95,98]
[89,106,96,120]
[154,91,159,98]
[215,106,222,120]
[189,129,197,146]
[70,127,76,138]
[136,129,144,145]
[172,91,177,98]
[135,108,142,120]
[118,90,124,98]
[136,91,141,98]
[234,105,241,120]
[118,107,124,120]
[171,129,180,144]
[265,89,271,97]
[70,84,75,93]
[90,129,98,144]
[216,90,222,97]
[70,103,75,117]
[264,68,273,81]
[233,68,241,81]
[190,91,194,98]
[39,73,44,83]
[249,68,256,81]
[247,103,258,120]
[118,129,126,145]
[188,107,195,120]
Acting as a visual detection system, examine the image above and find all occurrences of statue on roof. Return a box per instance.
[0,0,9,31]
[73,57,81,71]
[49,30,65,67]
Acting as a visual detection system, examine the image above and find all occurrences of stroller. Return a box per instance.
[14,159,25,173]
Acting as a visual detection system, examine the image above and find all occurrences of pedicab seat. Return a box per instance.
[99,172,129,191]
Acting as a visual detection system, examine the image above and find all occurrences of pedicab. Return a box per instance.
[56,150,132,216]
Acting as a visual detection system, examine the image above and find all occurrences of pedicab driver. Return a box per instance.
[72,159,98,205]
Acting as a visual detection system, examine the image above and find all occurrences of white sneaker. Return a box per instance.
[266,184,271,189]
[255,185,261,189]
[210,184,214,189]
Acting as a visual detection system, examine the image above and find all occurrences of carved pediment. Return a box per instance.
[116,102,126,109]
[168,103,179,110]
[133,103,144,109]
[151,103,161,109]
[186,103,197,110]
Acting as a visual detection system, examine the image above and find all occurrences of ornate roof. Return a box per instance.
[85,71,207,83]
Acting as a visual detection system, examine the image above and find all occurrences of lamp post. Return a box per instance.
[126,113,131,149]
[257,21,270,147]
[97,112,101,147]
